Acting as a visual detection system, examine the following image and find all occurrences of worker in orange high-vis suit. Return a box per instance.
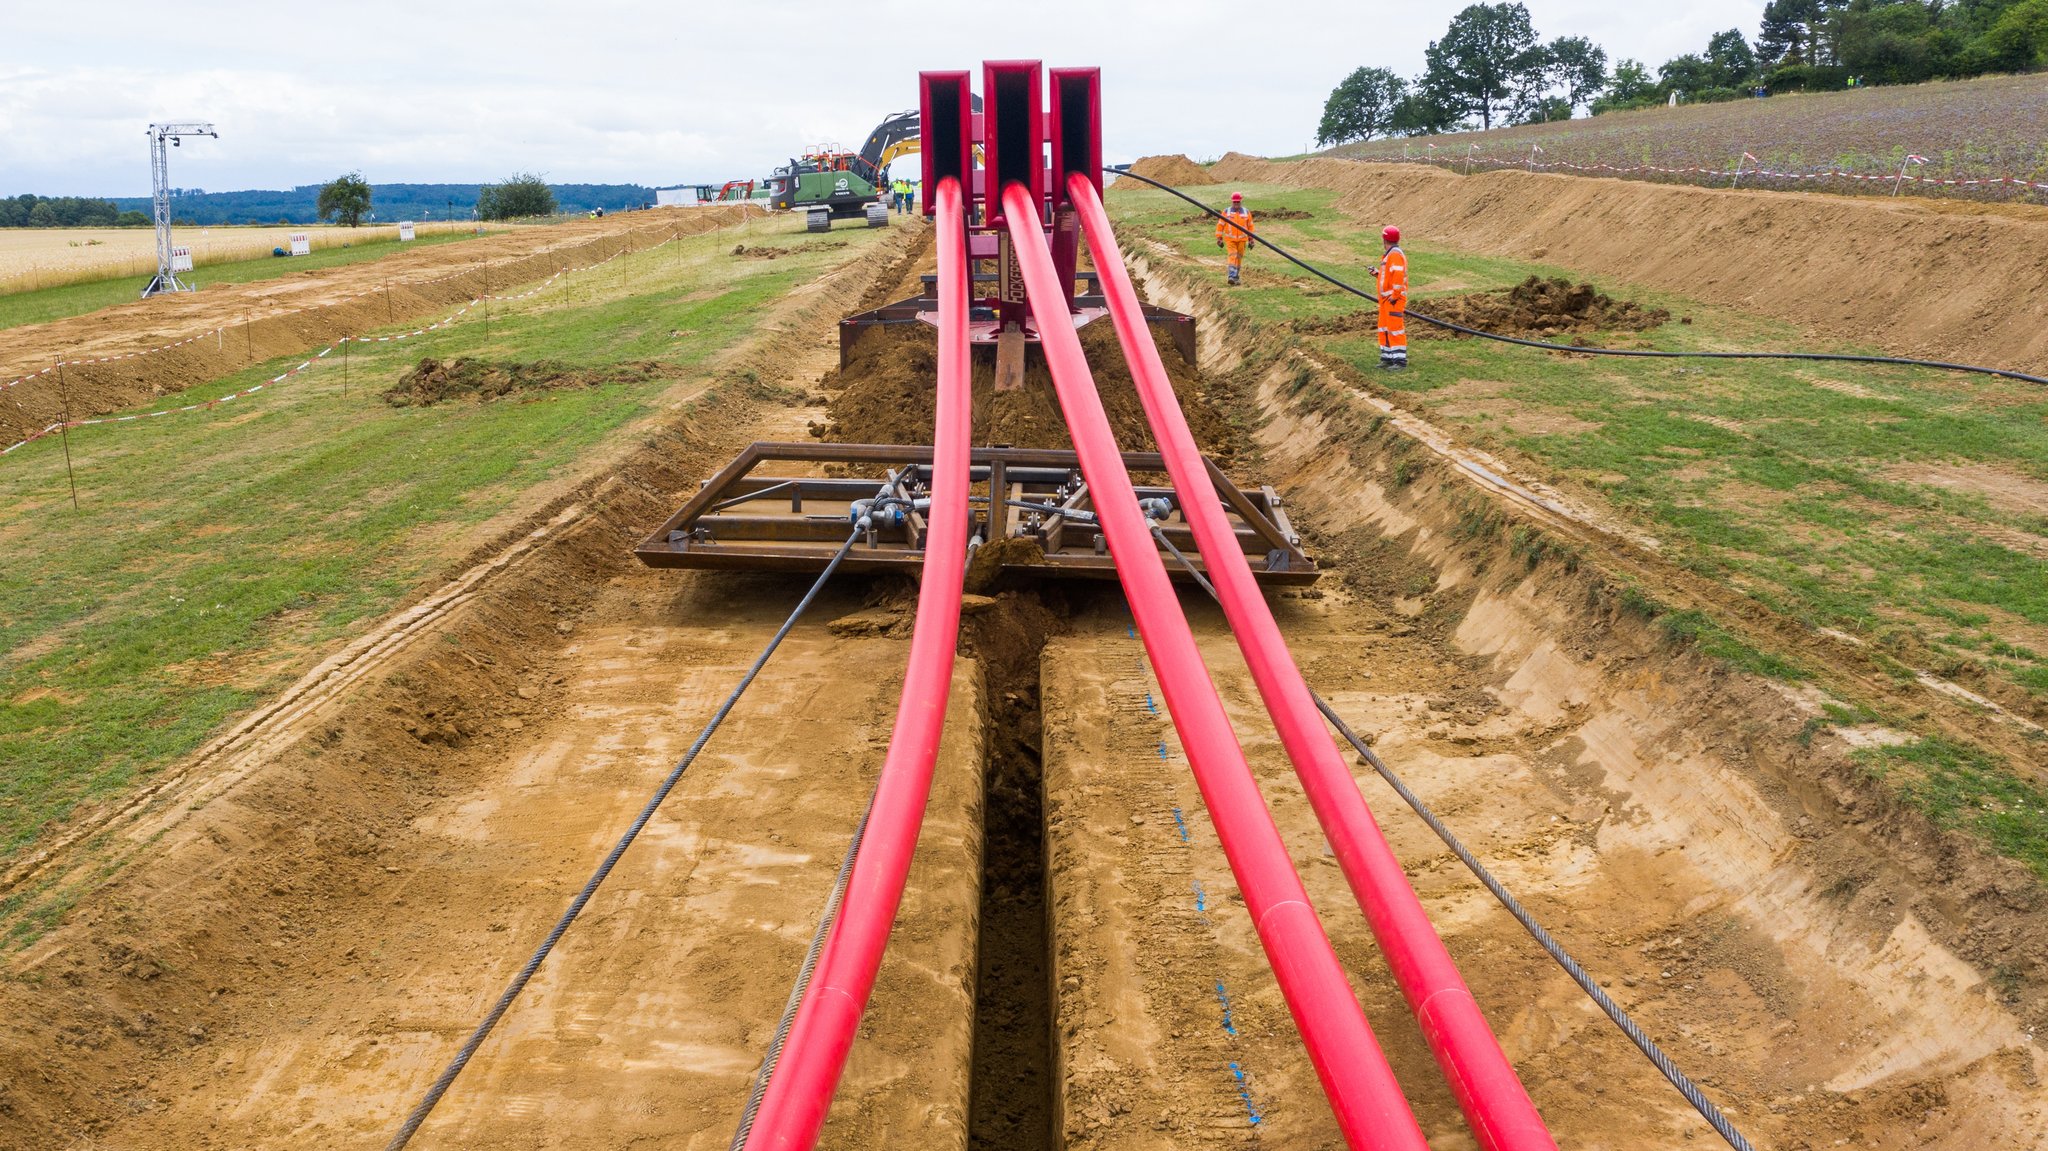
[1214,192,1255,286]
[1371,225,1408,369]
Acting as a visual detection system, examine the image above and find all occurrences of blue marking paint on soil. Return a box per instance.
[1228,1062,1264,1125]
[1214,980,1238,1038]
[1170,807,1190,842]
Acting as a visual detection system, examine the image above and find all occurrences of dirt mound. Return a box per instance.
[1412,276,1671,341]
[382,357,670,406]
[1202,155,2048,374]
[817,321,1233,462]
[1116,155,1216,189]
[732,241,845,261]
[1174,208,1313,225]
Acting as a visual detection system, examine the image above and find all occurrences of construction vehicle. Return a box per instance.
[769,103,980,231]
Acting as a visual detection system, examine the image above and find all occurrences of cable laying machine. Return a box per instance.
[635,63,1320,587]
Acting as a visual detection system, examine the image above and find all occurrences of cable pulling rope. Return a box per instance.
[382,526,864,1151]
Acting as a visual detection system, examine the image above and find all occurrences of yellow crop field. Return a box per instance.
[0,221,481,292]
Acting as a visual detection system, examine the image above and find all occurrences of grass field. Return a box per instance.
[1110,182,2048,874]
[1326,72,2048,202]
[0,221,487,296]
[0,227,495,331]
[0,216,885,863]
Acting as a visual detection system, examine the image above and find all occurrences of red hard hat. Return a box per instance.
[1230,192,1243,202]
[1383,225,1401,244]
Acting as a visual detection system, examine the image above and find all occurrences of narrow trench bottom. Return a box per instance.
[964,590,1064,1151]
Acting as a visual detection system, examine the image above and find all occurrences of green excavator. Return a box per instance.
[769,103,979,231]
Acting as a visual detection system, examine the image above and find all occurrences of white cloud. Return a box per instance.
[2,1,1768,196]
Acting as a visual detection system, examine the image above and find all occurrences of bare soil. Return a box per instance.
[1116,155,1217,188]
[383,356,672,407]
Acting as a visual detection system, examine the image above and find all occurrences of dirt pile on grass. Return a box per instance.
[383,357,670,406]
[817,321,1232,461]
[1288,277,1669,343]
[1115,155,1216,189]
[1202,155,2048,373]
[732,242,845,261]
[1175,208,1313,225]
[1420,276,1671,340]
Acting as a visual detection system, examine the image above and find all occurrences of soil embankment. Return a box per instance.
[1207,154,2048,375]
[0,207,761,440]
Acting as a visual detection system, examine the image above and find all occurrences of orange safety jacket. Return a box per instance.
[1377,245,1408,342]
[1215,207,1255,249]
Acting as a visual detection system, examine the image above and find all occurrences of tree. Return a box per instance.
[1316,67,1407,146]
[1547,35,1610,113]
[476,173,555,221]
[1606,58,1657,103]
[1390,87,1463,136]
[1706,28,1759,88]
[1984,0,2048,69]
[317,172,372,227]
[1657,53,1719,98]
[1424,3,1540,129]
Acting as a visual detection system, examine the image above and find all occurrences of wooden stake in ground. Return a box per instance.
[385,285,394,325]
[244,316,254,363]
[342,338,350,396]
[483,261,491,346]
[54,361,79,512]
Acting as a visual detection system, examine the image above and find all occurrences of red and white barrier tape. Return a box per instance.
[2,230,680,459]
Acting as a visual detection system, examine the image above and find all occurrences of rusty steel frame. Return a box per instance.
[633,441,1317,585]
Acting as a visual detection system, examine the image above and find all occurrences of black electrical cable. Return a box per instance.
[1145,525,1756,1151]
[1106,166,2048,387]
[383,526,866,1151]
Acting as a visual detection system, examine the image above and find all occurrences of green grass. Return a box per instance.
[0,229,490,331]
[1111,183,2048,707]
[1859,737,2048,879]
[1108,181,2048,879]
[0,215,885,865]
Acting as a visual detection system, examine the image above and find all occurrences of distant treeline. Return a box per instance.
[0,195,150,228]
[0,183,660,227]
[1316,0,2048,145]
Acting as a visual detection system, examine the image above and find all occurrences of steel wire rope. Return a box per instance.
[1146,525,1756,1151]
[382,525,865,1151]
[728,788,877,1151]
[1107,166,2048,387]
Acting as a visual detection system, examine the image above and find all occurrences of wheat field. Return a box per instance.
[0,221,481,292]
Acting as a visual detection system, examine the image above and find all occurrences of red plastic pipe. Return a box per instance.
[739,176,975,1151]
[1001,182,1429,1151]
[1069,173,1557,1151]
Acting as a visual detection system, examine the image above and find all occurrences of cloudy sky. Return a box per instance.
[3,1,1764,197]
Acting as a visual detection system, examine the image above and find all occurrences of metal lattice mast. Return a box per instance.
[142,122,217,297]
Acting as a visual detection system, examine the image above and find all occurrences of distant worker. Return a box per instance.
[1214,192,1255,286]
[894,178,913,214]
[1371,226,1408,369]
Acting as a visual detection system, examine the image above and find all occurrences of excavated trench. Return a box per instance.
[5,214,2046,1150]
[959,589,1065,1151]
